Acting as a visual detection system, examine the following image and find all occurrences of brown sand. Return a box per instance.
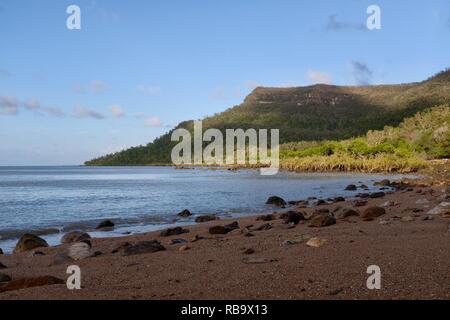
[0,185,449,300]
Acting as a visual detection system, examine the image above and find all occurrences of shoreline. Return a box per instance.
[1,177,450,299]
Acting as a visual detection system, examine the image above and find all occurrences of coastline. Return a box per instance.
[1,177,449,299]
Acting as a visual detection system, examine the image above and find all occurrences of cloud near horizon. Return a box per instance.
[109,104,125,118]
[307,69,333,85]
[351,61,373,85]
[144,116,163,128]
[326,15,366,32]
[73,105,105,119]
[137,85,161,95]
[0,95,19,115]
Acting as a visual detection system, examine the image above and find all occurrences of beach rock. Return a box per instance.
[0,261,7,269]
[361,206,386,221]
[256,214,276,221]
[111,242,132,254]
[177,209,192,217]
[95,220,115,230]
[13,233,49,254]
[169,238,188,245]
[422,216,434,221]
[370,192,385,199]
[0,276,64,293]
[160,227,189,237]
[357,193,370,199]
[315,199,326,206]
[309,211,336,228]
[0,248,3,255]
[209,222,239,235]
[243,248,255,255]
[375,179,391,186]
[280,211,305,225]
[195,215,218,223]
[122,240,166,256]
[68,242,92,261]
[354,200,368,207]
[427,202,450,216]
[334,207,360,220]
[345,184,357,191]
[254,223,273,231]
[0,273,12,283]
[306,237,327,248]
[334,196,345,202]
[281,240,300,248]
[265,196,287,207]
[179,245,190,252]
[288,200,308,206]
[61,231,91,244]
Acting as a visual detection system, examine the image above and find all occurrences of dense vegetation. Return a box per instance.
[85,69,450,171]
[280,105,450,172]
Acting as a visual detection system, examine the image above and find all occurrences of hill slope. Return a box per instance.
[86,69,450,166]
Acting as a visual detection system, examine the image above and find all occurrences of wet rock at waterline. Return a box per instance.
[61,231,91,244]
[13,234,49,254]
[95,220,115,231]
[265,196,287,207]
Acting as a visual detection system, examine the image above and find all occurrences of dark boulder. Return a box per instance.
[0,261,7,269]
[266,196,287,207]
[280,211,305,225]
[345,184,357,191]
[95,220,115,230]
[61,231,91,244]
[122,240,166,256]
[334,197,345,202]
[334,207,360,220]
[13,234,49,254]
[0,273,12,283]
[177,209,192,217]
[209,221,239,235]
[361,206,386,221]
[309,211,336,228]
[160,227,189,237]
[370,192,385,199]
[0,248,3,255]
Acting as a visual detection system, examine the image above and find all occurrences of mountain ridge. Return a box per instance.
[85,69,450,166]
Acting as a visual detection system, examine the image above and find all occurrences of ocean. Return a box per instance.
[0,166,406,252]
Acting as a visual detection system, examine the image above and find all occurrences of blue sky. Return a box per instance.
[0,0,449,165]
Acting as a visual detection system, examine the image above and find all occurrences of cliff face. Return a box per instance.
[85,69,450,166]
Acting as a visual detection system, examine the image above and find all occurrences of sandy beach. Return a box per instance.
[1,180,449,300]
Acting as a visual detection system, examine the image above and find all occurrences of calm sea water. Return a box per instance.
[0,166,405,252]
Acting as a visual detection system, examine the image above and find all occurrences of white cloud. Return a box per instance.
[137,85,161,95]
[144,116,162,128]
[24,98,40,110]
[307,69,333,85]
[109,104,125,118]
[73,105,105,119]
[90,80,107,93]
[44,107,65,117]
[0,96,18,115]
